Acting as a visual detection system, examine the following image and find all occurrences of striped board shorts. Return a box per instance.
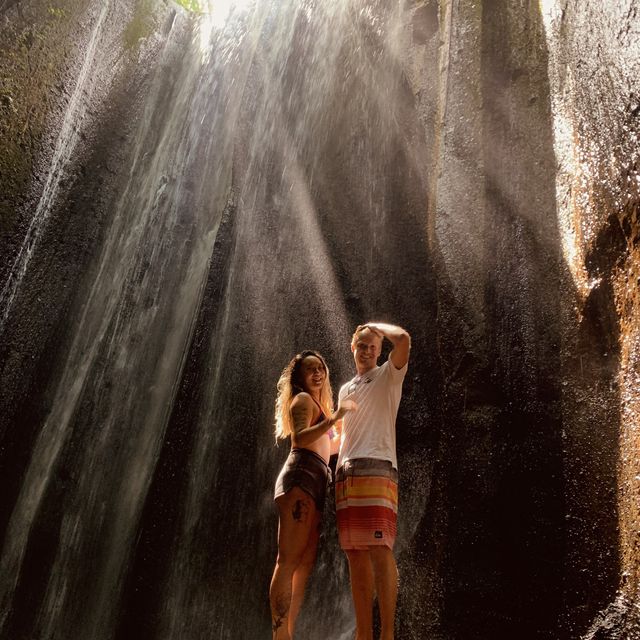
[335,458,398,550]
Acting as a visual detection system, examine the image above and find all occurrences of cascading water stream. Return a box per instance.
[0,2,110,331]
[153,3,427,638]
[0,10,249,638]
[158,2,359,633]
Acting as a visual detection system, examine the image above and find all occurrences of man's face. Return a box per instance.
[352,329,382,373]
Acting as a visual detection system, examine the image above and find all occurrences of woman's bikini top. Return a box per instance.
[309,395,337,440]
[310,395,326,425]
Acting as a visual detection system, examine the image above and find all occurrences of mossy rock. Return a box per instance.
[123,0,156,49]
[174,0,205,12]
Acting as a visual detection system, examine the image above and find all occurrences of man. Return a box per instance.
[336,322,411,640]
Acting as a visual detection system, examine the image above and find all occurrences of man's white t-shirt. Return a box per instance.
[337,359,408,470]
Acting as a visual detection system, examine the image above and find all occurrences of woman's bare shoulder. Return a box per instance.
[290,392,314,410]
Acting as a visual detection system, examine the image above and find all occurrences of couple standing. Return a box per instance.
[270,322,411,640]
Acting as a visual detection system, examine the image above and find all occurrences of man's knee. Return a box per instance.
[368,545,394,561]
[368,546,398,576]
[346,549,372,572]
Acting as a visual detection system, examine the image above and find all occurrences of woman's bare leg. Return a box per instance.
[270,488,317,639]
[288,509,321,636]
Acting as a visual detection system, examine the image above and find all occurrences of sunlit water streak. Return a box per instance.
[209,0,254,29]
[158,4,358,636]
[0,2,110,332]
[0,12,238,639]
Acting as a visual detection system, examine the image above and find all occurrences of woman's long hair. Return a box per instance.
[274,350,334,441]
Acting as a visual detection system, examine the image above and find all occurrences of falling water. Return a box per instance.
[1,1,437,638]
[0,5,250,635]
[0,2,110,330]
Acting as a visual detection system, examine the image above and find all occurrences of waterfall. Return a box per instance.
[1,2,438,638]
[3,0,639,637]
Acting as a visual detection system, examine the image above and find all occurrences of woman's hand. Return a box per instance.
[332,398,357,422]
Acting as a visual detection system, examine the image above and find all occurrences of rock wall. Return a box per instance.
[419,0,640,637]
[0,1,178,637]
[423,0,565,636]
[541,1,640,637]
[0,0,175,510]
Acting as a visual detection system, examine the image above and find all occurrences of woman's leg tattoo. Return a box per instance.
[272,592,289,635]
[291,498,309,523]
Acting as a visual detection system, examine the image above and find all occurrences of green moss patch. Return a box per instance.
[123,0,156,50]
[174,0,206,12]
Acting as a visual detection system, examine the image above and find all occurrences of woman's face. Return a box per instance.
[298,355,327,394]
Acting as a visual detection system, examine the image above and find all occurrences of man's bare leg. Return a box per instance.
[369,546,398,640]
[270,489,316,639]
[346,549,375,640]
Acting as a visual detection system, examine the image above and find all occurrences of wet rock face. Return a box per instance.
[540,1,640,637]
[0,0,171,516]
[0,0,639,639]
[1,0,88,268]
[427,1,566,636]
[410,0,639,637]
[0,0,176,637]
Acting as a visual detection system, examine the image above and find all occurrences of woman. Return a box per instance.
[269,350,355,640]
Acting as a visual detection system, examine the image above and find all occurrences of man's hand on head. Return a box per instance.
[363,322,410,369]
[360,323,384,341]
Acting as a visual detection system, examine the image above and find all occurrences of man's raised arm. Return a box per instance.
[365,322,411,370]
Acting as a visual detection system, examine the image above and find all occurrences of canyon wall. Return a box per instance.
[0,1,638,638]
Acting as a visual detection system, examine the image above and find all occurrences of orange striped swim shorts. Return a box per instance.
[335,458,398,550]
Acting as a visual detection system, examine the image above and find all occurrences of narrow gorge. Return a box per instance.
[0,1,638,638]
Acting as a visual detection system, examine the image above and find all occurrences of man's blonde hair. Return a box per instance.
[350,324,380,349]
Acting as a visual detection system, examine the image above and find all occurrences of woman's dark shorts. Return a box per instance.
[274,448,331,511]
